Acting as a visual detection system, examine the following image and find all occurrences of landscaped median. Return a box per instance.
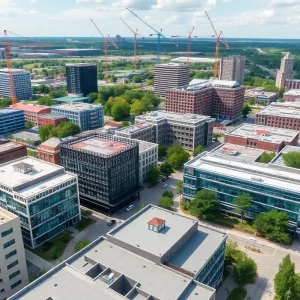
[227,287,246,300]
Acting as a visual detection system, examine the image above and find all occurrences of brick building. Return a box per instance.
[0,140,27,164]
[285,79,300,91]
[283,89,300,102]
[38,137,61,165]
[224,124,299,152]
[37,113,68,127]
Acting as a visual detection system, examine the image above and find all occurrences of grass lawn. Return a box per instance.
[74,217,96,232]
[28,230,73,262]
[227,287,247,300]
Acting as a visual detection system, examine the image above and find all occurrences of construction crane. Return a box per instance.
[205,12,230,79]
[119,18,143,70]
[90,18,118,82]
[172,27,215,65]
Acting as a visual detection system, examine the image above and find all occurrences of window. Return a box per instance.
[3,239,15,249]
[9,270,20,280]
[0,289,4,293]
[5,250,17,260]
[11,280,21,290]
[0,279,2,283]
[7,260,18,270]
[1,228,13,238]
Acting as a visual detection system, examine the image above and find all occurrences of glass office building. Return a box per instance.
[0,108,25,135]
[183,144,300,235]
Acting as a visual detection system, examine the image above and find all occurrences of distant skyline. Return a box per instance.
[1,0,300,38]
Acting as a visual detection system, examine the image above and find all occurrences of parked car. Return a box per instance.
[107,220,116,226]
[162,183,168,188]
[126,205,134,212]
[162,177,168,182]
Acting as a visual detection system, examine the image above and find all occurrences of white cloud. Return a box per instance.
[113,0,155,10]
[153,0,215,11]
[49,7,104,21]
[29,0,39,3]
[270,0,299,6]
[76,0,104,3]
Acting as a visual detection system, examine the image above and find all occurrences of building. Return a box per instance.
[285,79,300,90]
[219,55,245,84]
[38,137,62,165]
[244,87,265,101]
[0,48,4,60]
[52,95,91,105]
[0,69,32,100]
[255,92,278,105]
[270,102,300,110]
[10,205,228,300]
[0,109,25,136]
[66,63,98,96]
[11,129,41,147]
[37,114,68,127]
[0,140,27,164]
[51,103,104,131]
[60,134,142,214]
[114,124,153,143]
[12,103,51,125]
[224,124,299,152]
[183,143,300,235]
[0,157,80,248]
[154,63,190,97]
[283,89,300,102]
[276,52,294,89]
[0,208,29,298]
[166,79,245,122]
[134,111,214,151]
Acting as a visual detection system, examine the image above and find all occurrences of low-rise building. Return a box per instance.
[255,92,278,105]
[37,113,68,127]
[283,89,300,102]
[38,137,62,165]
[0,109,25,136]
[0,208,29,298]
[244,87,265,100]
[224,124,299,152]
[11,129,41,147]
[52,95,91,105]
[0,140,27,164]
[0,157,80,248]
[114,124,153,143]
[285,79,300,91]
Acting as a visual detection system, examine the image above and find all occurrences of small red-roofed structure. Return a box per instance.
[148,217,166,232]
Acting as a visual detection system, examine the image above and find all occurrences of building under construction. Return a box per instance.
[60,133,142,214]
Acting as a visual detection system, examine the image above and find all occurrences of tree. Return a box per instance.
[242,102,252,118]
[37,96,52,106]
[158,145,167,158]
[193,145,204,157]
[75,239,91,253]
[254,210,291,244]
[282,152,300,169]
[233,193,252,223]
[133,75,142,83]
[130,100,146,115]
[38,124,54,142]
[279,88,285,98]
[88,92,98,102]
[111,99,130,121]
[225,241,239,264]
[233,253,257,287]
[160,161,173,177]
[163,190,173,198]
[175,180,183,195]
[25,121,34,129]
[189,190,219,220]
[248,97,256,105]
[259,152,276,164]
[0,99,12,108]
[146,165,160,186]
[167,142,189,168]
[158,196,173,210]
[121,121,130,127]
[274,255,300,300]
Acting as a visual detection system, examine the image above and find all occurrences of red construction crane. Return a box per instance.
[90,18,118,82]
[119,18,143,70]
[172,27,215,65]
[205,12,230,79]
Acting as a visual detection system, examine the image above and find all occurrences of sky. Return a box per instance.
[1,0,300,38]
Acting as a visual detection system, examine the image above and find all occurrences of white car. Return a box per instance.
[162,184,168,188]
[248,237,257,242]
[126,205,134,212]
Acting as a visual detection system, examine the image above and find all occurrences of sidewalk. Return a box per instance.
[216,271,237,300]
[25,249,53,271]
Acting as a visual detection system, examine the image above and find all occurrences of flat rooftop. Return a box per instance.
[66,63,96,67]
[270,145,300,167]
[0,68,29,74]
[137,140,157,153]
[270,102,300,110]
[0,141,25,152]
[12,131,40,142]
[0,108,23,115]
[116,124,152,134]
[12,103,50,113]
[52,96,89,103]
[0,207,18,224]
[226,124,299,144]
[155,63,188,68]
[38,113,67,120]
[257,105,300,119]
[52,103,102,111]
[284,89,300,96]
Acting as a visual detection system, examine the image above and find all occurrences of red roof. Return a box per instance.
[12,103,51,114]
[256,129,269,135]
[222,147,235,152]
[148,217,166,227]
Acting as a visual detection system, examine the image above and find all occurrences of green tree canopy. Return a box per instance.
[121,121,130,127]
[233,193,252,223]
[37,96,53,106]
[158,145,168,158]
[282,152,300,169]
[130,100,146,115]
[233,253,257,287]
[242,102,252,118]
[25,121,34,129]
[193,145,204,157]
[146,165,160,186]
[160,161,173,177]
[225,241,239,264]
[75,239,91,253]
[175,180,183,195]
[158,196,173,210]
[38,124,54,142]
[162,190,173,199]
[247,97,256,105]
[111,98,131,121]
[167,142,189,168]
[259,152,276,164]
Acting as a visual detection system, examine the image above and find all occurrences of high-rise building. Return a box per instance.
[0,69,32,100]
[154,63,189,97]
[0,140,27,164]
[0,208,29,298]
[276,52,294,89]
[0,109,25,135]
[66,63,98,96]
[0,48,5,60]
[219,55,245,84]
[0,157,80,248]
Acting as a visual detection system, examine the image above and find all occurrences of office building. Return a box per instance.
[60,134,142,214]
[38,138,62,165]
[0,157,80,248]
[219,55,245,84]
[183,143,300,234]
[224,124,299,152]
[37,114,68,127]
[0,69,32,100]
[11,205,228,300]
[154,63,189,97]
[0,49,5,60]
[283,89,300,102]
[66,63,97,96]
[52,95,91,105]
[0,140,27,164]
[0,208,29,298]
[255,92,278,105]
[276,52,294,89]
[51,103,104,131]
[12,103,51,125]
[285,79,300,90]
[114,124,153,143]
[135,111,214,151]
[0,109,25,135]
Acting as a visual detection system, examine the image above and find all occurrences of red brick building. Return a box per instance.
[37,114,68,127]
[225,124,299,153]
[38,138,61,165]
[283,89,300,102]
[0,140,27,164]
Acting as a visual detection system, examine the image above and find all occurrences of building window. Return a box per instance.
[7,260,18,270]
[0,289,4,293]
[11,280,21,290]
[1,228,13,238]
[3,239,15,249]
[5,250,17,260]
[9,270,20,280]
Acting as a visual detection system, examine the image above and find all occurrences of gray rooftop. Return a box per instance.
[270,145,300,168]
[12,130,40,142]
[52,103,102,112]
[284,89,300,96]
[0,108,23,115]
[137,140,158,153]
[39,113,68,120]
[52,96,90,103]
[257,105,300,119]
[116,124,152,134]
[270,102,300,110]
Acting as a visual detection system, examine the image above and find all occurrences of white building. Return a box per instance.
[0,208,29,299]
[0,69,32,100]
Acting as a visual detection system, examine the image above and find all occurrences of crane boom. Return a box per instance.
[205,11,218,37]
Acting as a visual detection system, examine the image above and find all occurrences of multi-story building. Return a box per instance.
[0,49,5,60]
[183,143,300,235]
[219,55,246,84]
[38,137,62,165]
[0,69,32,100]
[0,140,27,164]
[10,205,227,300]
[276,52,294,89]
[0,208,29,299]
[11,129,41,147]
[51,103,104,131]
[285,79,300,90]
[60,134,142,214]
[0,109,25,136]
[0,157,80,248]
[283,89,300,102]
[135,111,214,151]
[12,103,51,125]
[52,95,92,105]
[244,87,265,101]
[66,63,98,96]
[37,114,68,127]
[224,124,299,152]
[255,92,278,105]
[154,63,190,97]
[114,124,153,142]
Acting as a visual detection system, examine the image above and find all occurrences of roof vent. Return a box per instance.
[13,162,34,174]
